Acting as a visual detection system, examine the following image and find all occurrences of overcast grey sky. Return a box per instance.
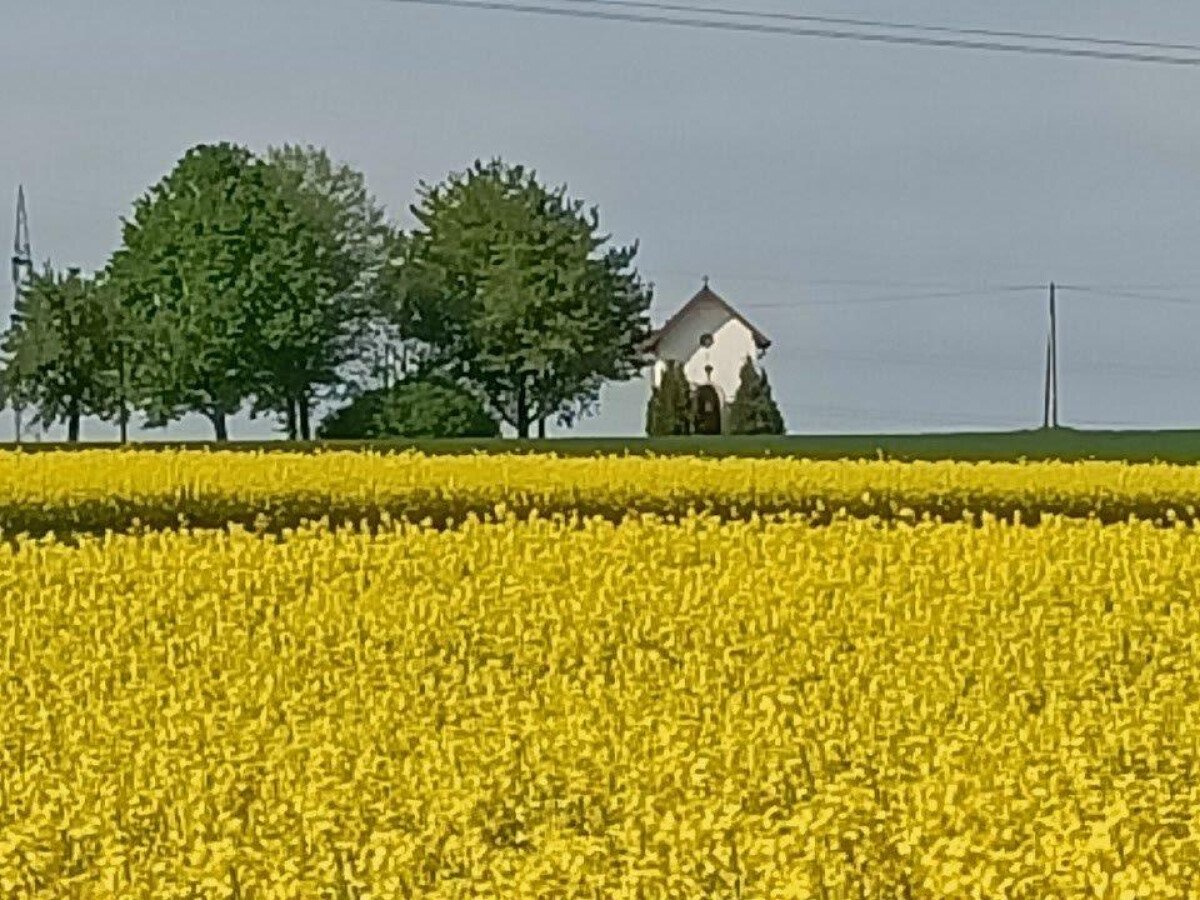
[5,0,1200,440]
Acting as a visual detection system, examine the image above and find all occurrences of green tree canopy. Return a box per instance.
[0,266,125,441]
[107,142,350,441]
[252,145,392,440]
[318,376,499,439]
[726,356,785,435]
[399,160,652,438]
[645,360,693,436]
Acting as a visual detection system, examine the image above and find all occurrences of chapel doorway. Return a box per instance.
[694,385,722,435]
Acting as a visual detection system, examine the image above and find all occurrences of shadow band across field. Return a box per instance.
[2,490,1199,541]
[2,433,1200,539]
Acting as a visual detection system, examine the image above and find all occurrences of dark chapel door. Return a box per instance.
[694,385,722,435]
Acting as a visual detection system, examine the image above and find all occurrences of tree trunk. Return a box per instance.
[67,409,81,443]
[285,398,298,442]
[209,411,228,442]
[117,340,128,444]
[537,417,546,439]
[298,391,311,441]
[515,377,530,439]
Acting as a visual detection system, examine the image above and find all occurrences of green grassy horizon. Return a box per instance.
[5,426,1200,463]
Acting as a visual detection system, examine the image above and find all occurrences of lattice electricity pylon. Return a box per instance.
[11,185,32,302]
[9,186,33,443]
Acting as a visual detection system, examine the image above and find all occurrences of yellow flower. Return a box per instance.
[0,452,1194,894]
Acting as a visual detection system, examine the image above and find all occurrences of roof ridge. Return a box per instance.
[642,281,772,353]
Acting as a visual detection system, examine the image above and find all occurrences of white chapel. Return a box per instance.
[643,279,772,434]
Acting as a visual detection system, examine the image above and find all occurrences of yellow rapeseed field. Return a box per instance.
[0,449,1199,534]
[2,512,1199,896]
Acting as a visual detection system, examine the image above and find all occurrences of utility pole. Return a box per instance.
[1042,334,1053,430]
[10,186,32,445]
[1050,281,1059,428]
[1042,282,1060,429]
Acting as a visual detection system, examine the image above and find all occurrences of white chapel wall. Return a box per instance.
[651,299,760,402]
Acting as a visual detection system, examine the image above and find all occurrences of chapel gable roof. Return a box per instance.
[642,282,771,353]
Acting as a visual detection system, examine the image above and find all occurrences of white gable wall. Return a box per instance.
[651,299,760,403]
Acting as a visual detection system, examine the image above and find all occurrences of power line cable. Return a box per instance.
[1059,285,1200,305]
[385,0,1200,67]
[649,272,1200,293]
[780,341,1200,379]
[647,270,1038,290]
[800,347,1029,374]
[854,350,1200,380]
[651,283,1200,308]
[738,285,1043,309]
[556,0,1200,55]
[1062,282,1200,292]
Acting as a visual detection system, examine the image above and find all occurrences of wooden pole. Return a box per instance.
[1049,282,1059,428]
[1043,334,1052,429]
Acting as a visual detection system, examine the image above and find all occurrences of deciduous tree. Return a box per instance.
[0,266,124,441]
[252,145,391,439]
[399,160,652,438]
[107,143,284,441]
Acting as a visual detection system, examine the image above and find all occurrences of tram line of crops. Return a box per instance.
[3,450,1200,537]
